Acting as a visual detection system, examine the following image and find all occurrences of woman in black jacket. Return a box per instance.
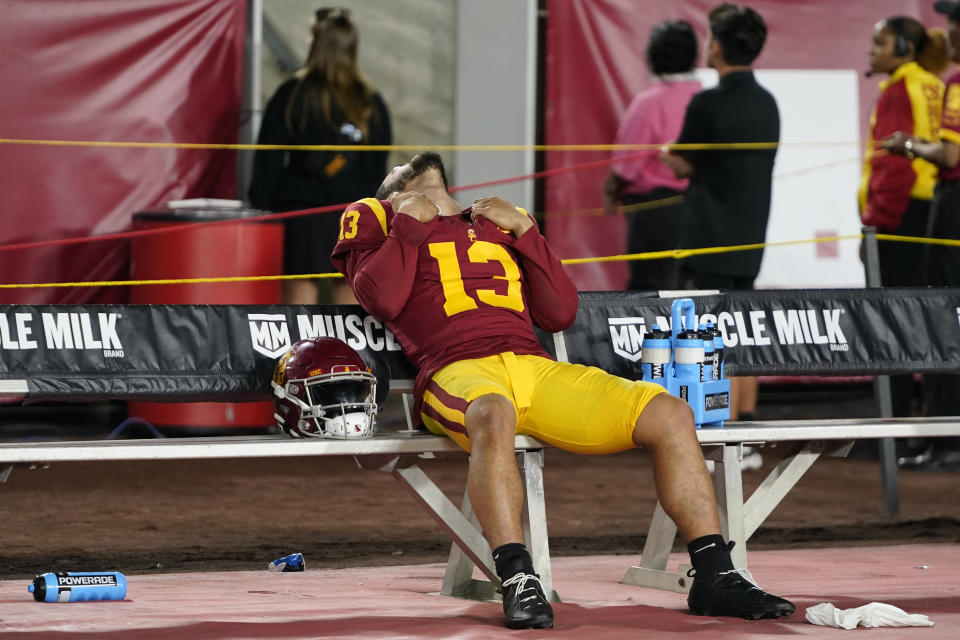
[250,8,391,304]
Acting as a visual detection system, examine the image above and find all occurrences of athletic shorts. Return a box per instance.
[420,352,667,454]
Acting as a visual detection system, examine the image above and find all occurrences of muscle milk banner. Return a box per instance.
[573,289,960,378]
[0,305,416,402]
[1,289,958,401]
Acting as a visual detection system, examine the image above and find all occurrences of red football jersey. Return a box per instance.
[940,70,960,182]
[331,197,579,405]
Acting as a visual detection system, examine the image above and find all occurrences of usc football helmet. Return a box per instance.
[271,337,378,438]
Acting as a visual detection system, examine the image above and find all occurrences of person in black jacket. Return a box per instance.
[662,3,779,426]
[250,8,392,305]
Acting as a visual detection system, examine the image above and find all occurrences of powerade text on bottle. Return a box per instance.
[698,324,714,382]
[640,325,672,383]
[29,571,127,602]
[708,322,724,380]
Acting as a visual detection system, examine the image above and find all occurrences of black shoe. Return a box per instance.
[687,567,795,620]
[501,572,554,629]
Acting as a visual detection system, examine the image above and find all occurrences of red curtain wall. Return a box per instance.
[544,0,942,290]
[0,0,245,303]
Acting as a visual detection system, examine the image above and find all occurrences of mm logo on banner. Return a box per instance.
[248,314,291,358]
[608,317,647,362]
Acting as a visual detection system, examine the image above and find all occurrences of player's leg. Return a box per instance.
[633,392,794,620]
[518,357,793,620]
[422,356,553,629]
[631,393,720,541]
[462,393,524,550]
[516,357,717,538]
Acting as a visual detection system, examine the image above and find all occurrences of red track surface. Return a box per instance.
[1,544,956,639]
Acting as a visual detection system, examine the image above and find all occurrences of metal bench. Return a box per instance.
[3,294,960,601]
[0,429,554,602]
[624,417,960,593]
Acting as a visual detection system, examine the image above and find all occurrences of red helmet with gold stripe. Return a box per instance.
[271,337,377,438]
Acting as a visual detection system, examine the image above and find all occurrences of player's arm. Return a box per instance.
[513,229,578,331]
[510,223,579,332]
[469,197,577,330]
[330,198,432,321]
[471,197,534,237]
[467,196,577,329]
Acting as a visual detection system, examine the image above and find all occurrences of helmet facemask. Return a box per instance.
[274,367,377,439]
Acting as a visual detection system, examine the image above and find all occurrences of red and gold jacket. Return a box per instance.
[859,61,943,231]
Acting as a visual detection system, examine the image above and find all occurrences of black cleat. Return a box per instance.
[501,572,554,629]
[687,567,795,620]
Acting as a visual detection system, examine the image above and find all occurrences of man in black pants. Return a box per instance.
[662,3,779,423]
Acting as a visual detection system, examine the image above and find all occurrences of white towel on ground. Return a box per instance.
[805,602,934,629]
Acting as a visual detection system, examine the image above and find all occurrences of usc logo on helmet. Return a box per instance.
[272,349,294,387]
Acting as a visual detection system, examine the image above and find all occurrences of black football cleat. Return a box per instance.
[687,567,795,620]
[501,572,554,629]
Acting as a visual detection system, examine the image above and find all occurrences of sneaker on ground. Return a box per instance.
[501,572,554,629]
[687,566,795,620]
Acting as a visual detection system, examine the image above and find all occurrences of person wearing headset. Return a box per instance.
[859,15,946,419]
[882,1,960,470]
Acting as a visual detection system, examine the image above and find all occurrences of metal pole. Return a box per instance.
[237,0,262,201]
[862,225,900,517]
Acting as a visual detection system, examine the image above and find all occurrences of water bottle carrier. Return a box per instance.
[642,298,731,428]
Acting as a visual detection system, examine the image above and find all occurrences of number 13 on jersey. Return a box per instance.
[428,241,524,316]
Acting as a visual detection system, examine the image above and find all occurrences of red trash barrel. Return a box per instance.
[129,208,283,435]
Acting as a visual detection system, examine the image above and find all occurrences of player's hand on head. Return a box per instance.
[471,197,534,237]
[390,191,439,223]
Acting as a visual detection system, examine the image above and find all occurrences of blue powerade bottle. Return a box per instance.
[708,322,724,380]
[674,329,704,382]
[29,571,127,602]
[640,325,672,385]
[698,324,715,382]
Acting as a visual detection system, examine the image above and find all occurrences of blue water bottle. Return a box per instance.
[640,325,672,385]
[674,329,704,382]
[698,324,714,382]
[708,322,724,380]
[29,571,127,602]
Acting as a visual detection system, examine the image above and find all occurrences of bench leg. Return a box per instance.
[392,454,558,602]
[621,501,692,593]
[743,442,824,539]
[623,440,851,594]
[714,444,747,569]
[519,450,559,602]
[439,488,500,600]
[622,443,749,591]
[392,464,497,584]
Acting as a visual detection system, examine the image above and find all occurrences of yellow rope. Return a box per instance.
[4,233,958,289]
[561,234,864,265]
[876,233,960,247]
[0,273,341,290]
[0,138,845,152]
